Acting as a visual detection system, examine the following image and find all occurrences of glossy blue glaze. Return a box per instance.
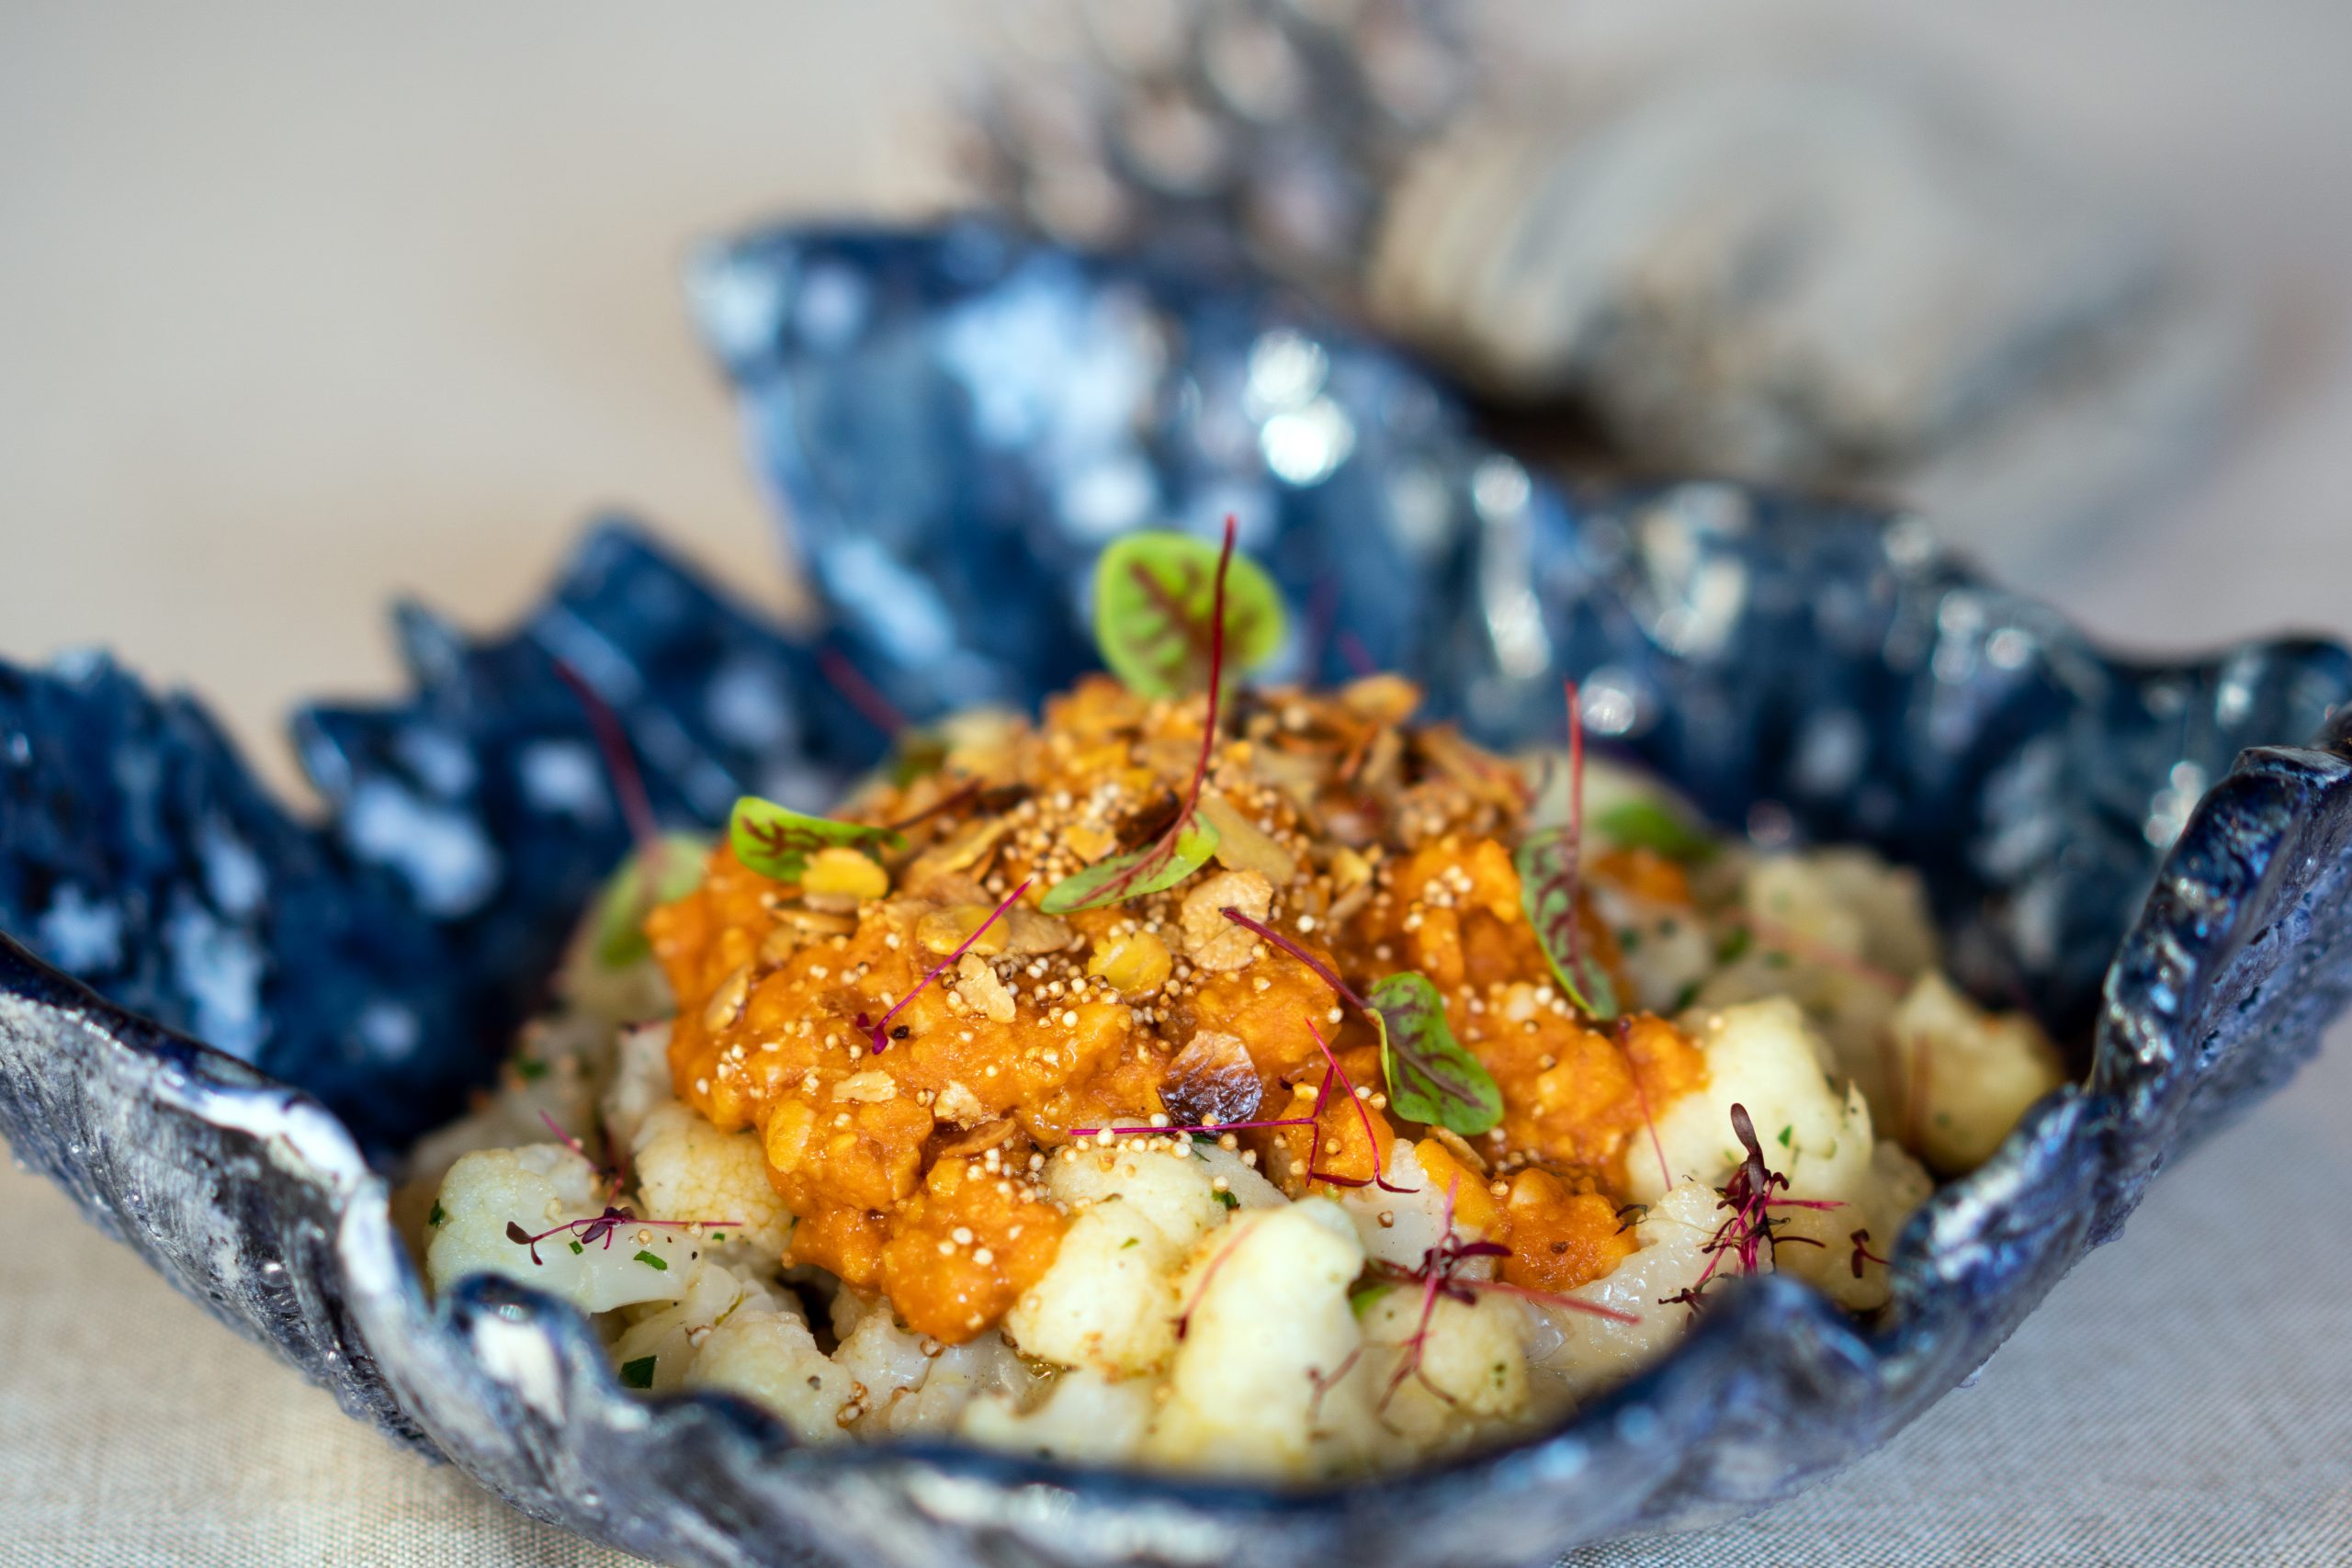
[1,221,2348,1568]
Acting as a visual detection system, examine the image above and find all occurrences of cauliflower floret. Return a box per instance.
[1332,1139,1494,1270]
[1356,1287,1529,1454]
[962,1367,1160,1463]
[608,1260,763,1391]
[1523,1177,1721,1404]
[688,1296,860,1442]
[872,1330,1039,1437]
[1632,999,1930,1310]
[1006,1142,1279,1376]
[1143,1200,1369,1475]
[600,1020,675,1154]
[424,1145,702,1314]
[1635,998,1849,1201]
[1887,973,2067,1174]
[631,1100,794,1260]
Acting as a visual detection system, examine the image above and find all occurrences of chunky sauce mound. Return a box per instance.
[650,676,1703,1343]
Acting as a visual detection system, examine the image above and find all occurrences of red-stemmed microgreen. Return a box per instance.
[1622,1019,1675,1194]
[552,660,709,968]
[818,645,910,739]
[1042,516,1260,913]
[538,1109,632,1198]
[1091,518,1286,699]
[1849,1227,1892,1280]
[855,876,1032,1055]
[1517,680,1620,1021]
[729,794,907,884]
[1364,1176,1638,1413]
[1658,1103,1843,1315]
[503,1206,740,1268]
[1218,907,1504,1138]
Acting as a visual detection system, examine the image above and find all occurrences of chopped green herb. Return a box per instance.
[1213,1190,1240,1211]
[427,1201,447,1228]
[633,1249,668,1271]
[1777,1124,1793,1148]
[569,1240,585,1255]
[619,1355,658,1390]
[708,1232,726,1243]
[1715,926,1754,966]
[591,831,714,968]
[1120,1236,1140,1249]
[1091,528,1285,699]
[1617,927,1644,953]
[1591,798,1718,863]
[729,795,905,885]
[1669,979,1703,1013]
[513,1057,548,1082]
[1350,1280,1396,1318]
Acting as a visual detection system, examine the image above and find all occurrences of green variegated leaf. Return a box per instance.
[1368,971,1504,1136]
[592,832,714,968]
[729,795,904,884]
[1039,817,1220,914]
[1590,797,1717,863]
[1515,828,1621,1021]
[1093,530,1285,698]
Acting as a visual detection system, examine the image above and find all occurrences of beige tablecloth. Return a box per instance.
[5,2,2352,1563]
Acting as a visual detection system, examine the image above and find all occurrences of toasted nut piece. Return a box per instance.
[1180,870,1273,972]
[906,818,1012,886]
[1087,929,1173,997]
[954,953,1017,1022]
[917,904,1012,957]
[835,1071,899,1104]
[1340,672,1422,725]
[802,847,889,902]
[702,963,752,1031]
[1060,822,1118,863]
[1003,905,1078,955]
[1197,792,1299,884]
[933,1086,994,1133]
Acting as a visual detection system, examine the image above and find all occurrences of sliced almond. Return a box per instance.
[1197,791,1299,884]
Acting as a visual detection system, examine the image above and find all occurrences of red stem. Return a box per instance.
[860,876,1033,1055]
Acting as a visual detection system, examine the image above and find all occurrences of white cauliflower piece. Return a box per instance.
[1332,1140,1493,1271]
[1632,1000,1930,1310]
[1524,1178,1721,1404]
[872,1330,1037,1438]
[424,1145,701,1314]
[1143,1200,1369,1475]
[1006,1141,1278,1376]
[1888,973,2067,1174]
[630,1100,794,1260]
[832,1303,940,1431]
[600,1021,675,1154]
[688,1297,860,1442]
[1634,998,1848,1201]
[607,1260,759,1392]
[1357,1288,1529,1454]
[961,1368,1160,1463]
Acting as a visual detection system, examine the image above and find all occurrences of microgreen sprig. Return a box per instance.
[1217,907,1504,1138]
[503,1206,740,1268]
[855,876,1032,1055]
[1041,515,1258,914]
[1658,1103,1843,1315]
[1518,680,1620,1021]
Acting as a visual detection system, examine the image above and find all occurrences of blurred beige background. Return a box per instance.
[2,3,2348,1565]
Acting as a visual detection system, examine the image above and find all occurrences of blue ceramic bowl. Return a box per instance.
[3,221,2349,1568]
